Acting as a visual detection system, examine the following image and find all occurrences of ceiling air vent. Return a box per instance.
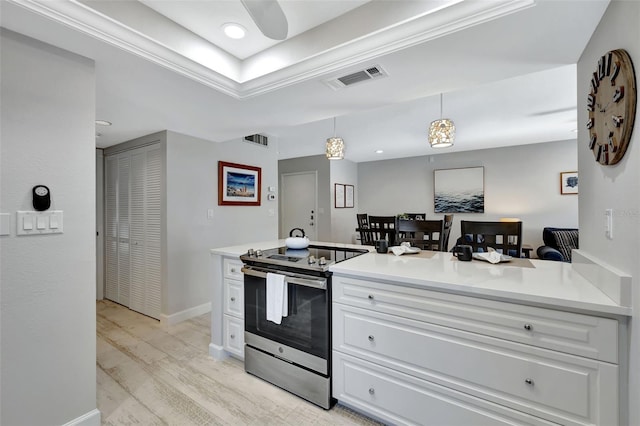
[244,134,268,147]
[323,65,388,91]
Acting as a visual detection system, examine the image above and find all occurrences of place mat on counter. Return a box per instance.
[451,256,535,268]
[387,250,438,259]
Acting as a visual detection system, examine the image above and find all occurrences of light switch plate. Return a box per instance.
[0,213,10,236]
[17,211,63,235]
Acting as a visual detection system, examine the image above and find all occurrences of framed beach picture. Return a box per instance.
[560,171,578,195]
[434,167,485,213]
[218,161,262,206]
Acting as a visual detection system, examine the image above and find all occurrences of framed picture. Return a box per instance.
[434,166,484,213]
[560,171,578,195]
[218,161,261,206]
[345,184,354,208]
[334,183,345,208]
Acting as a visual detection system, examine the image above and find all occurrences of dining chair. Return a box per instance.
[403,213,427,220]
[397,219,444,251]
[459,220,522,256]
[368,215,397,245]
[440,214,454,252]
[356,214,375,245]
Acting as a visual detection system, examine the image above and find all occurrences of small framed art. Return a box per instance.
[560,171,578,195]
[218,161,262,206]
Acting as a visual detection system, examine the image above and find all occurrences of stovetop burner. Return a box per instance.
[240,244,369,273]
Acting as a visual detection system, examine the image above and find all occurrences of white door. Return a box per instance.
[280,171,317,241]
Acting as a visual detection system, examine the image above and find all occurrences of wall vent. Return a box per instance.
[244,134,268,147]
[323,65,388,90]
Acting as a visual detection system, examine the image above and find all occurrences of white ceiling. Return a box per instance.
[0,0,610,163]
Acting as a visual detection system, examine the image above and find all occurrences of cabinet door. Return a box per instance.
[105,155,119,302]
[223,315,245,359]
[224,279,244,318]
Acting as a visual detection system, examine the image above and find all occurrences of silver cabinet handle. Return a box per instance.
[369,388,375,395]
[230,268,237,273]
[230,334,235,339]
[368,294,374,300]
[368,335,375,342]
[524,324,532,331]
[230,297,236,302]
[525,378,534,386]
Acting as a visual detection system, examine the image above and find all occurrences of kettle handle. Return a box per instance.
[289,228,306,238]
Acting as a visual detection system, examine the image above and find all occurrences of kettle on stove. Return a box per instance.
[285,228,310,249]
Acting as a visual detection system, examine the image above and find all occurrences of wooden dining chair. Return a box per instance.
[440,214,454,252]
[403,213,427,220]
[397,219,444,251]
[459,220,522,256]
[368,215,397,245]
[356,214,375,245]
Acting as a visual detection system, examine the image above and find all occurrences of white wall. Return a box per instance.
[278,155,331,241]
[330,159,359,244]
[358,140,578,252]
[577,1,640,424]
[0,29,98,425]
[165,131,279,316]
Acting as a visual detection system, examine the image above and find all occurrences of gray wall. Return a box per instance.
[577,1,640,423]
[278,155,331,241]
[330,158,359,243]
[358,140,578,251]
[0,29,98,425]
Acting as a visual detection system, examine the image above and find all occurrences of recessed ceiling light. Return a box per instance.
[95,120,112,126]
[375,150,384,154]
[222,23,246,39]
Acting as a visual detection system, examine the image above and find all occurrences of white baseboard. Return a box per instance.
[160,302,211,327]
[209,342,229,360]
[63,409,101,426]
[572,250,632,307]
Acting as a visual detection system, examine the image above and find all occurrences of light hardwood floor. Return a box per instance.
[97,300,382,425]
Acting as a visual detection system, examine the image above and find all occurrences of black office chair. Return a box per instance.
[459,220,522,257]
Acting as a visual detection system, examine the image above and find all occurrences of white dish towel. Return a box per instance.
[266,272,288,324]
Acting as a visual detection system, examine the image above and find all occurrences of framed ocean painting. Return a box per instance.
[434,167,484,213]
[218,161,262,206]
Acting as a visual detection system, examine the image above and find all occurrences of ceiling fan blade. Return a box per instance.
[241,0,288,40]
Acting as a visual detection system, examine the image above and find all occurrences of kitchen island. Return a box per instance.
[330,250,631,426]
[210,243,631,425]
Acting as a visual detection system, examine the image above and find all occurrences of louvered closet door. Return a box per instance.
[104,144,162,320]
[143,146,162,319]
[105,155,119,302]
[128,145,162,319]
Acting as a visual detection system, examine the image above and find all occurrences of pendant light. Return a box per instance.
[428,93,455,148]
[326,117,345,160]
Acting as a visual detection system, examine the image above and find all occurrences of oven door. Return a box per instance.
[242,266,330,369]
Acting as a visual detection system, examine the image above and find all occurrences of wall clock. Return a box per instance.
[587,49,637,165]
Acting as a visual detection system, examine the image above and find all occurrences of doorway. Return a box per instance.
[280,171,318,241]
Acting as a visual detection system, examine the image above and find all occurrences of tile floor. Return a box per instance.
[97,300,382,425]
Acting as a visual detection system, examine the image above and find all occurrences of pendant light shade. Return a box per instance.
[326,117,345,160]
[429,94,455,148]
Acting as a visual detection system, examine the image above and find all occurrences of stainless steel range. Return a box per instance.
[240,244,368,409]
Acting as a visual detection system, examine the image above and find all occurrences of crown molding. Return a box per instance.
[7,0,535,100]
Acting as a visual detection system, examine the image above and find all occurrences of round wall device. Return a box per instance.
[32,185,51,211]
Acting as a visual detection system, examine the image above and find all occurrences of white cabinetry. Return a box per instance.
[332,276,620,426]
[105,144,162,319]
[223,258,245,359]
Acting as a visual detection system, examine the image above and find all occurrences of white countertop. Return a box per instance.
[330,251,631,317]
[209,240,374,257]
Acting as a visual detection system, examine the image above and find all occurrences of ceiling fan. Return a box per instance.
[240,0,289,40]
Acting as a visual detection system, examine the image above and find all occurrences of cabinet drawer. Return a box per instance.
[333,304,618,426]
[224,258,243,280]
[223,315,245,359]
[223,279,244,318]
[333,276,618,363]
[333,352,558,426]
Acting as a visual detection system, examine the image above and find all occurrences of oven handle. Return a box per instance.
[241,266,327,290]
